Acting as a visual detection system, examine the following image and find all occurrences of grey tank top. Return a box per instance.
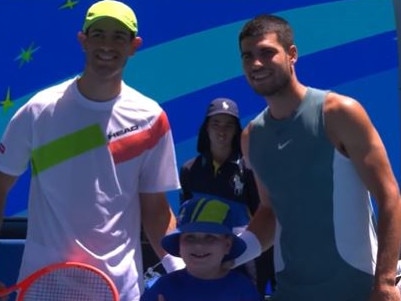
[249,87,374,300]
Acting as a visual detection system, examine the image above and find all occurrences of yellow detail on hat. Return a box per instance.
[83,0,138,34]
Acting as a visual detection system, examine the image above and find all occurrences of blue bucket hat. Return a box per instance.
[161,196,246,261]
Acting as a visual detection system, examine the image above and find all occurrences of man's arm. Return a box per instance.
[140,192,176,258]
[0,171,17,229]
[241,124,276,251]
[246,175,276,252]
[325,93,401,297]
[140,192,185,272]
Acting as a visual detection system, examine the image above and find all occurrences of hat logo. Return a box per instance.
[190,198,229,224]
[222,101,230,110]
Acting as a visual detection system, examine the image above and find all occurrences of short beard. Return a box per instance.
[252,75,290,97]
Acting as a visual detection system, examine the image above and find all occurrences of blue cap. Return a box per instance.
[206,98,239,118]
[161,195,246,261]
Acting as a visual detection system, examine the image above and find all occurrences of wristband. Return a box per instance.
[161,254,186,273]
[233,230,262,268]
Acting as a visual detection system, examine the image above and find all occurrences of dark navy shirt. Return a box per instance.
[179,153,260,214]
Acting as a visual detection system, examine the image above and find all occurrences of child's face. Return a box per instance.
[206,114,237,149]
[179,232,233,279]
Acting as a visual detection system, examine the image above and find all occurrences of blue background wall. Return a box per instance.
[1,0,400,216]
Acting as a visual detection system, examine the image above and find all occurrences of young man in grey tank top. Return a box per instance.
[232,14,401,301]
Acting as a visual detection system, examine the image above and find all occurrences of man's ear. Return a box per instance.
[77,31,87,51]
[130,36,143,56]
[288,44,298,64]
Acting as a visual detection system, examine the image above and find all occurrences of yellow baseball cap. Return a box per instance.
[83,0,138,34]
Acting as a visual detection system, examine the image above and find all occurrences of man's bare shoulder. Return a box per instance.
[323,91,375,155]
[324,91,361,115]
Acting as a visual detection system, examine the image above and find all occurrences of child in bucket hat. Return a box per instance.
[140,195,263,301]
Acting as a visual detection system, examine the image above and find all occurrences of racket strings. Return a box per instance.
[21,266,115,301]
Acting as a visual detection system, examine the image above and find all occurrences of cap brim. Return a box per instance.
[207,110,239,118]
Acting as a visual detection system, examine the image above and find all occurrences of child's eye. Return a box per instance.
[204,235,219,243]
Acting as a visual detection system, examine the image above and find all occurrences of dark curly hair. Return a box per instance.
[239,14,294,51]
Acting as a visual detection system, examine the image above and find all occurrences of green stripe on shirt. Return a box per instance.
[31,124,106,175]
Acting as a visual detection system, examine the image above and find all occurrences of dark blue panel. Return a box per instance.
[297,31,399,88]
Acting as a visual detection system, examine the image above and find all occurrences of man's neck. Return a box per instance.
[265,83,308,120]
[77,74,122,102]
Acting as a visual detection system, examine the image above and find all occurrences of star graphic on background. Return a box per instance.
[60,0,79,9]
[15,43,40,67]
[1,88,14,113]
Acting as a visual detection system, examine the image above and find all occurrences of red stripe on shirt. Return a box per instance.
[109,111,170,164]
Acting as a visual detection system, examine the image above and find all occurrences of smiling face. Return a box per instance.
[179,232,232,279]
[240,32,297,97]
[78,17,141,82]
[206,114,237,152]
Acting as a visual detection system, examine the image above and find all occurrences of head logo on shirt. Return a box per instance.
[107,124,139,140]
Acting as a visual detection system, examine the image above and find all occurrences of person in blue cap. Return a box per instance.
[179,97,275,295]
[140,195,263,301]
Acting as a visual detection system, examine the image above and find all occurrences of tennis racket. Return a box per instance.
[0,261,119,301]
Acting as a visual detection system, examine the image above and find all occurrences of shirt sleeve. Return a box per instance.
[0,105,32,176]
[138,111,180,193]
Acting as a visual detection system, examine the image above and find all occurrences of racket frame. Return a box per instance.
[0,261,119,301]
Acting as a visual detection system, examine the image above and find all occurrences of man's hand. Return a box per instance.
[369,284,401,301]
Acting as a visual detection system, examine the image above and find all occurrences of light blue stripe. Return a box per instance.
[0,94,33,138]
[2,0,395,131]
[284,0,395,56]
[124,0,395,102]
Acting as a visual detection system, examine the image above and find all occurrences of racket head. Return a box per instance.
[1,261,119,301]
